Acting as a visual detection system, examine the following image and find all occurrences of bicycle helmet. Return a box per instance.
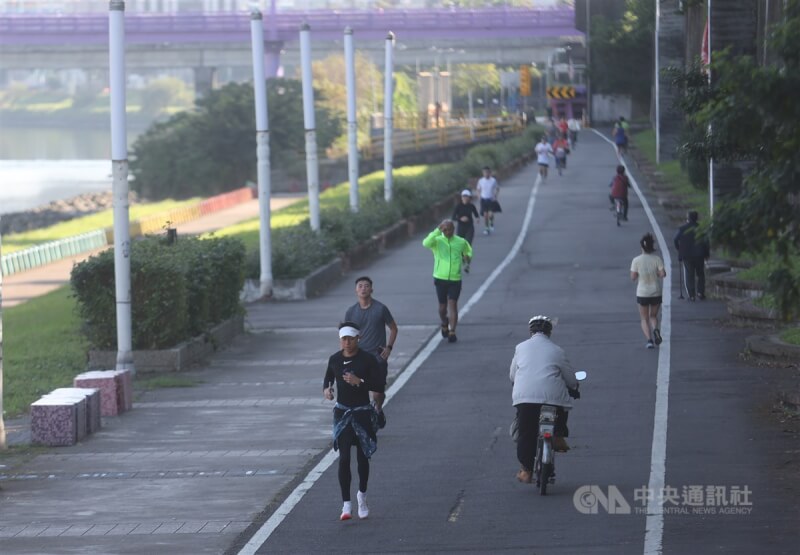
[528,315,553,336]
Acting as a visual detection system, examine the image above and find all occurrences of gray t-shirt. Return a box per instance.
[344,299,395,355]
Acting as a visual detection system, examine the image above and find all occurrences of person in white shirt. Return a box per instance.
[534,136,554,179]
[475,166,500,234]
[630,233,667,349]
[567,117,581,148]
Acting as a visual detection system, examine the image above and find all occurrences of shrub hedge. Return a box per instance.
[243,126,541,279]
[71,235,245,350]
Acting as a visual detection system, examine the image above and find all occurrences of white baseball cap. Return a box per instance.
[461,189,472,197]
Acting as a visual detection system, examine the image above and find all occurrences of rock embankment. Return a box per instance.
[1,191,139,235]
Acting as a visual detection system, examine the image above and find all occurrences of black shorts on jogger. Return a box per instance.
[434,278,462,304]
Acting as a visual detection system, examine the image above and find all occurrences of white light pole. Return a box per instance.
[383,31,395,202]
[299,23,320,231]
[109,0,134,375]
[707,0,714,218]
[0,218,5,449]
[344,27,359,213]
[250,9,273,298]
[654,0,660,165]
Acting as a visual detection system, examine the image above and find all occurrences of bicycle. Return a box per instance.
[533,370,587,495]
[614,198,624,226]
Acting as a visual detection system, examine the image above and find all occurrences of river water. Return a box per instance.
[0,127,137,215]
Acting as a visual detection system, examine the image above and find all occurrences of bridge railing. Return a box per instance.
[0,8,577,44]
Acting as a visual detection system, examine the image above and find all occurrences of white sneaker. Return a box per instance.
[357,491,369,519]
[340,501,352,521]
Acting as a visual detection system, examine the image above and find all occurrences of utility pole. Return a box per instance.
[0,217,5,449]
[655,0,661,164]
[299,23,320,231]
[344,27,359,212]
[109,0,134,375]
[250,8,273,298]
[383,32,395,202]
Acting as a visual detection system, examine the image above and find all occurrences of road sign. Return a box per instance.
[520,65,531,97]
[546,86,576,99]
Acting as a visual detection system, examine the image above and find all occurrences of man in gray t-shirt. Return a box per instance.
[344,276,398,420]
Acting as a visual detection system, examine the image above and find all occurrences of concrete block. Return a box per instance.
[46,387,102,434]
[74,370,132,416]
[30,397,82,446]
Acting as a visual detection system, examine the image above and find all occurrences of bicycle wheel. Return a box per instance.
[539,463,553,495]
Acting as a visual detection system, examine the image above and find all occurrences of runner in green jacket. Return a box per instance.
[422,220,473,343]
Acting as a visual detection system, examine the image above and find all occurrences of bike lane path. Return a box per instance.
[243,133,663,554]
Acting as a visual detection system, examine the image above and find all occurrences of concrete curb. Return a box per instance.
[87,314,245,373]
[728,298,780,322]
[745,333,800,361]
[709,271,766,300]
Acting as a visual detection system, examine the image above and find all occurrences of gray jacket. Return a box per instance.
[510,334,577,408]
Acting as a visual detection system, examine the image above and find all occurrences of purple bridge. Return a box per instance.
[0,7,578,46]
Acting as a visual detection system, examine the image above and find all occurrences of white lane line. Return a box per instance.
[592,130,673,555]
[236,176,542,555]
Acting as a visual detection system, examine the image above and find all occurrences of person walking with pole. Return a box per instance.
[674,211,710,301]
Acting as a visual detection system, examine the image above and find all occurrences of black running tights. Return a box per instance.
[337,426,369,502]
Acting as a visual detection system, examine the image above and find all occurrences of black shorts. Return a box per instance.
[637,296,663,306]
[434,278,462,304]
[480,198,494,215]
[371,353,388,394]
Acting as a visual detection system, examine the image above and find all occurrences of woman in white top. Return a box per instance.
[534,136,553,179]
[630,233,667,349]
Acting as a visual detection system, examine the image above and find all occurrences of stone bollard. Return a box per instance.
[74,369,133,417]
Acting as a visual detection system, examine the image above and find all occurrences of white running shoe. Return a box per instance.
[340,501,352,521]
[357,491,369,519]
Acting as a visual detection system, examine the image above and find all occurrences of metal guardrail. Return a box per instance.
[363,118,525,159]
[0,229,107,277]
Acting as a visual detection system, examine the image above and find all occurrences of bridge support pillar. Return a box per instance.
[193,66,217,97]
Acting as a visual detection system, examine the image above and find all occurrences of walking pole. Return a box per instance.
[678,259,685,299]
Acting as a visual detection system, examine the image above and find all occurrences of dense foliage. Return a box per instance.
[588,0,654,112]
[71,236,246,349]
[671,0,800,318]
[129,79,341,200]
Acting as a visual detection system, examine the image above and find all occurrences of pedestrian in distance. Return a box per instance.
[567,116,581,149]
[608,164,630,221]
[553,133,570,176]
[422,219,473,343]
[535,136,554,180]
[674,210,710,301]
[344,276,398,428]
[630,233,667,349]
[612,117,628,158]
[323,322,380,521]
[510,315,580,484]
[452,189,480,273]
[475,166,500,234]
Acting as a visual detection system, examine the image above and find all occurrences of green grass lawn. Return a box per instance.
[2,287,89,418]
[631,130,709,219]
[781,327,800,346]
[2,198,202,253]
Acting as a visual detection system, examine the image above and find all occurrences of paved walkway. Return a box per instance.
[1,195,300,307]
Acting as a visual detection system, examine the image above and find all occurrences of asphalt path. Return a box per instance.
[237,132,800,554]
[242,134,660,553]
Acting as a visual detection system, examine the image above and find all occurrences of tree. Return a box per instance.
[139,77,192,118]
[451,63,500,100]
[130,79,340,200]
[673,0,800,318]
[588,0,654,112]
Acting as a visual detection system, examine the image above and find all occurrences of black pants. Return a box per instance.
[456,223,475,245]
[516,404,569,472]
[682,257,705,298]
[337,425,369,502]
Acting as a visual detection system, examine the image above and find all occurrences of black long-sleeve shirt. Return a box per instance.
[323,349,378,408]
[452,202,479,226]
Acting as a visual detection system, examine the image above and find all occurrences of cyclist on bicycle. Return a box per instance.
[609,165,630,221]
[509,315,579,484]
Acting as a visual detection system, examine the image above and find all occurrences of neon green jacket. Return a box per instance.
[422,227,473,281]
